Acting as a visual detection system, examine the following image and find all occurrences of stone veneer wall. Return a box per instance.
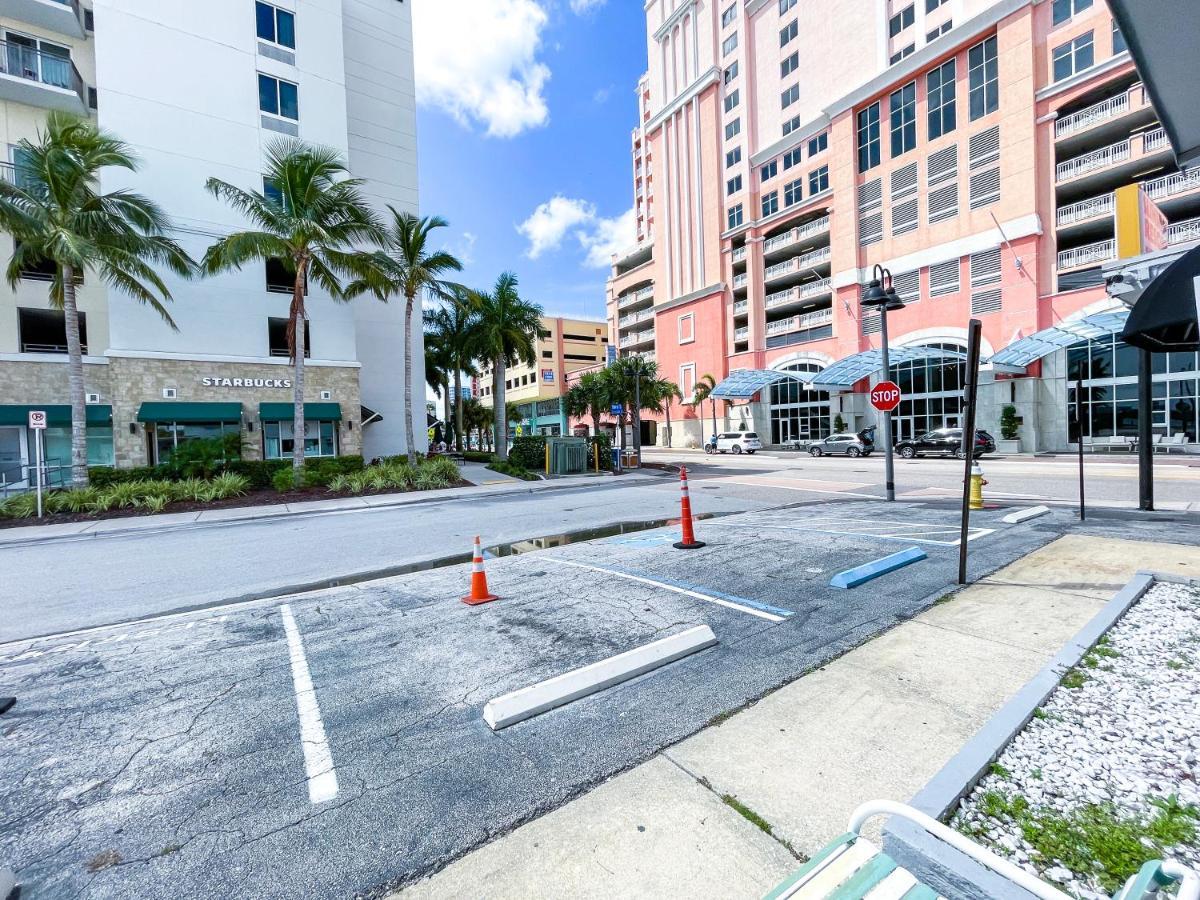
[0,358,113,406]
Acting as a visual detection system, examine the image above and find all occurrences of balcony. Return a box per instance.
[1057,238,1115,271]
[1056,193,1114,228]
[1056,139,1131,182]
[1055,84,1148,142]
[1144,168,1200,203]
[618,308,654,330]
[0,40,86,112]
[732,299,748,316]
[1055,129,1171,193]
[617,284,654,309]
[4,0,86,39]
[619,328,655,349]
[734,326,749,341]
[763,247,832,286]
[733,272,749,290]
[731,245,747,263]
[762,215,831,258]
[1168,217,1200,246]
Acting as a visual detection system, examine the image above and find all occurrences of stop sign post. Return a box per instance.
[870,381,901,413]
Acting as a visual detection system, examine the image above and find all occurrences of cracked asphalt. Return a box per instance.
[0,499,1074,898]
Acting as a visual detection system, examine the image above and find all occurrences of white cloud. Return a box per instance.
[455,231,477,266]
[412,0,551,138]
[579,207,636,268]
[570,0,607,12]
[518,196,596,259]
[592,86,612,104]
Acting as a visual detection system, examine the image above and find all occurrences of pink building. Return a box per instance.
[607,0,1200,452]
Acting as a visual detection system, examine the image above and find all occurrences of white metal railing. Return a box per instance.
[1056,192,1114,227]
[797,246,831,269]
[733,272,748,289]
[765,308,833,337]
[765,287,799,309]
[1057,238,1115,270]
[618,309,653,328]
[1144,168,1200,201]
[1168,217,1200,246]
[734,326,749,341]
[635,284,653,299]
[1143,127,1168,153]
[618,285,654,308]
[1055,87,1140,139]
[797,215,832,240]
[732,246,747,263]
[619,328,655,348]
[800,277,833,299]
[733,299,748,315]
[762,216,831,254]
[764,259,793,281]
[1056,138,1130,182]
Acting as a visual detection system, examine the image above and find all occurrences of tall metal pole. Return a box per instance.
[633,371,642,459]
[880,308,895,502]
[1137,348,1154,511]
[1076,373,1086,522]
[957,319,983,585]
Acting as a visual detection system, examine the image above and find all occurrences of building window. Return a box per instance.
[263,175,285,207]
[255,1,295,49]
[927,20,952,42]
[783,147,802,170]
[268,316,310,358]
[721,3,737,27]
[726,146,742,167]
[725,118,741,140]
[781,51,799,78]
[264,420,337,459]
[724,61,739,84]
[258,73,299,120]
[926,0,949,10]
[153,421,242,466]
[762,190,779,217]
[1112,20,1126,54]
[724,89,740,112]
[808,132,828,156]
[784,178,803,207]
[890,81,917,156]
[761,159,778,182]
[727,204,744,229]
[18,308,86,354]
[779,0,797,12]
[889,4,914,37]
[780,19,798,47]
[968,36,998,121]
[1053,31,1094,82]
[265,257,302,294]
[726,174,743,195]
[781,83,799,109]
[889,45,914,65]
[857,101,881,172]
[782,115,801,136]
[722,32,738,56]
[808,165,829,194]
[680,363,697,401]
[678,313,695,344]
[927,59,956,139]
[1052,0,1093,27]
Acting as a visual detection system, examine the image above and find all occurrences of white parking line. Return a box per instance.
[720,479,881,499]
[280,604,339,805]
[707,519,992,546]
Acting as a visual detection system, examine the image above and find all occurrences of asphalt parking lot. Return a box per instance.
[0,499,1063,898]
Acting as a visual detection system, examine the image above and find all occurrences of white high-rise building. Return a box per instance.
[0,0,420,478]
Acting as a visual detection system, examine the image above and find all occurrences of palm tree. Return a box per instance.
[620,356,659,455]
[423,329,453,447]
[471,272,542,461]
[461,396,491,451]
[565,369,611,437]
[692,373,720,448]
[654,379,683,448]
[426,290,480,452]
[0,112,194,487]
[358,212,463,460]
[203,138,385,477]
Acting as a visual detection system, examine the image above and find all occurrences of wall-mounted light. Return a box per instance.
[245,420,255,433]
[347,420,354,431]
[128,422,137,435]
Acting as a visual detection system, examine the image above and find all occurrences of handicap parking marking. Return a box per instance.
[709,515,993,546]
[542,557,792,623]
[602,531,679,548]
[0,614,230,664]
[719,476,880,499]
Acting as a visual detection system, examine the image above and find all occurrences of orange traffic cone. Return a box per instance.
[462,536,500,605]
[673,466,706,550]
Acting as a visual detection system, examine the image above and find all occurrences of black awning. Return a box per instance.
[1120,244,1200,352]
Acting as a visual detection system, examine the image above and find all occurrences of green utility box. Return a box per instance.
[547,436,589,475]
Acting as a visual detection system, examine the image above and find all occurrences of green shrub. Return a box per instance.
[414,468,450,491]
[1,493,39,519]
[589,433,613,471]
[461,451,493,463]
[211,473,250,500]
[487,461,538,481]
[303,456,364,486]
[272,468,298,493]
[1000,404,1020,441]
[161,433,246,479]
[221,459,286,490]
[137,494,170,513]
[425,456,460,482]
[509,435,547,471]
[89,465,166,487]
[58,488,98,513]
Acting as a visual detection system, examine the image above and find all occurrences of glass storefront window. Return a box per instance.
[769,363,832,445]
[263,420,337,459]
[891,342,966,440]
[34,426,115,471]
[152,422,240,464]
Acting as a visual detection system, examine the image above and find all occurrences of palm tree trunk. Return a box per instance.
[62,266,88,487]
[665,404,672,448]
[591,408,601,438]
[442,378,452,449]
[291,267,307,480]
[453,369,464,452]
[711,399,718,439]
[404,289,417,460]
[493,359,507,461]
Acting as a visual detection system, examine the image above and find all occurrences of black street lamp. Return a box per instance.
[862,263,906,502]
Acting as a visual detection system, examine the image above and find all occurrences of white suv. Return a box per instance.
[707,431,762,455]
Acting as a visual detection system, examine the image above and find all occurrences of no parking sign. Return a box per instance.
[27,409,46,430]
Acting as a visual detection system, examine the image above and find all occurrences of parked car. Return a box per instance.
[808,431,874,457]
[706,431,763,454]
[894,428,996,459]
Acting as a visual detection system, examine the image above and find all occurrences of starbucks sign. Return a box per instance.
[201,376,293,389]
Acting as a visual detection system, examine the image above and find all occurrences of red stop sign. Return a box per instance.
[870,381,902,412]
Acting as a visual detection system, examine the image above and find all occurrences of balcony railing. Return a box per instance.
[732,246,747,263]
[1054,85,1142,139]
[618,309,654,329]
[617,285,654,308]
[1142,127,1168,154]
[765,287,799,310]
[0,39,84,101]
[1168,217,1200,246]
[618,328,655,348]
[1056,193,1114,227]
[799,277,833,299]
[1144,168,1200,201]
[1057,238,1115,270]
[763,215,831,254]
[734,326,749,341]
[765,308,833,336]
[764,247,832,282]
[733,299,748,315]
[1056,138,1130,182]
[733,272,748,289]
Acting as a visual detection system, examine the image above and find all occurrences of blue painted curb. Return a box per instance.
[830,546,927,589]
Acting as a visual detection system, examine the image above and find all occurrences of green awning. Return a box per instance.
[137,402,243,424]
[0,404,112,427]
[258,402,342,421]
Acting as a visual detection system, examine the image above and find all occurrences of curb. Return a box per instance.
[830,547,927,589]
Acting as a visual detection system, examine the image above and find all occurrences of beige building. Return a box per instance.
[478,316,609,435]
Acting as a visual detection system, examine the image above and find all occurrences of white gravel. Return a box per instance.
[952,579,1200,899]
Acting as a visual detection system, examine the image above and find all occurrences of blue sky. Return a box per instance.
[412,0,647,322]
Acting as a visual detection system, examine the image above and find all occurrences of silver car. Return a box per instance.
[808,433,873,458]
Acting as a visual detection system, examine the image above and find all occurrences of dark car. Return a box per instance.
[894,428,995,459]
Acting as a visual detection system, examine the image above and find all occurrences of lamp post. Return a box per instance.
[622,358,643,459]
[861,263,906,502]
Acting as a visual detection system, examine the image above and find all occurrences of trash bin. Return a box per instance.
[611,447,622,472]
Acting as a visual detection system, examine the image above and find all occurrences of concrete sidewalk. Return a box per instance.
[398,534,1200,899]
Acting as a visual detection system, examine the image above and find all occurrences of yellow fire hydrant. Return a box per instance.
[969,461,988,510]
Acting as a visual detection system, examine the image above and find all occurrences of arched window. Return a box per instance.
[769,362,831,444]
